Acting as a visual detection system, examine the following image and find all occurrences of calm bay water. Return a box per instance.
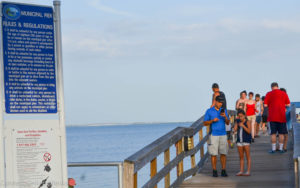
[66,122,202,188]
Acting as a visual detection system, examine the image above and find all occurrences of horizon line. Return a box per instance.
[66,121,194,127]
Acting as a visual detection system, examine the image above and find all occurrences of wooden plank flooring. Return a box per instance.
[180,132,295,188]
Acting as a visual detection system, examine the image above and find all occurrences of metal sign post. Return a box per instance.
[0,3,6,187]
[0,1,68,187]
[53,1,69,187]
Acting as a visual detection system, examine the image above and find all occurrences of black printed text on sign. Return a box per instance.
[2,3,57,113]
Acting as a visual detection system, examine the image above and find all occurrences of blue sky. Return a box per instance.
[3,0,300,125]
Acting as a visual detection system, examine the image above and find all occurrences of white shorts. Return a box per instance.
[208,135,228,156]
[247,115,256,122]
[237,142,250,147]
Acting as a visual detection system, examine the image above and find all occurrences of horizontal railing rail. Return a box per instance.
[68,161,123,188]
[68,161,123,167]
[123,110,236,188]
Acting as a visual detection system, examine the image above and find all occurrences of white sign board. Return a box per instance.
[0,1,68,187]
[5,120,64,188]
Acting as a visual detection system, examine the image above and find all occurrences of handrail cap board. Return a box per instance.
[293,122,300,159]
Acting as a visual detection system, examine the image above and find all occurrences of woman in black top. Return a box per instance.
[234,110,252,176]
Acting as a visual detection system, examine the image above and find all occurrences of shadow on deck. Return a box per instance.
[180,133,295,188]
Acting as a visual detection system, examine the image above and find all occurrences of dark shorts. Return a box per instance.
[270,122,288,135]
[262,115,268,123]
[226,131,232,140]
[256,116,262,123]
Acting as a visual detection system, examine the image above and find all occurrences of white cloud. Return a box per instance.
[167,23,209,32]
[261,20,300,32]
[61,17,300,65]
[63,33,122,58]
[167,18,300,35]
[219,18,300,33]
[62,27,151,60]
[88,0,133,17]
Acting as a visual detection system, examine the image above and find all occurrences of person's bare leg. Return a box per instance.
[211,156,217,170]
[262,123,266,134]
[220,154,226,170]
[256,121,260,136]
[284,134,288,150]
[237,146,244,174]
[271,134,276,144]
[254,122,257,137]
[271,134,277,151]
[279,134,284,150]
[244,145,251,174]
[251,119,255,139]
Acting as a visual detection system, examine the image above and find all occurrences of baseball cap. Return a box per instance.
[212,83,219,89]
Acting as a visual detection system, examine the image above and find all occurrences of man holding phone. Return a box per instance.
[204,96,230,177]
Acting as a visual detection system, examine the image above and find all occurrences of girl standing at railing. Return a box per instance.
[234,110,252,176]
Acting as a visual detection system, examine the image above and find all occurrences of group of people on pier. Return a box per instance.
[203,82,290,177]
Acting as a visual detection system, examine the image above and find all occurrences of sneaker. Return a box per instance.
[279,150,286,154]
[221,169,228,177]
[213,170,218,177]
[251,138,255,143]
[284,149,288,152]
[269,150,276,154]
[243,171,251,176]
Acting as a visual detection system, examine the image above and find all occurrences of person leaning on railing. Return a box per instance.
[204,96,230,177]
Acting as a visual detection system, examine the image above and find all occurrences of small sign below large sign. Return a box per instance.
[2,3,57,113]
[6,120,63,188]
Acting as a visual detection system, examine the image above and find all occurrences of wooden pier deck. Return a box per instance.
[123,105,300,188]
[179,133,295,188]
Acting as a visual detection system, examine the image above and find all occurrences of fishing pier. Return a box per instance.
[118,102,300,188]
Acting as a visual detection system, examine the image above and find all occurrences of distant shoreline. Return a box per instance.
[66,121,193,127]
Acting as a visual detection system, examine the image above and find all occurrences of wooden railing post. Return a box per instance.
[190,136,196,172]
[189,136,197,176]
[123,161,137,188]
[164,149,170,188]
[176,138,184,177]
[206,126,210,155]
[150,158,157,188]
[134,173,137,188]
[199,129,204,158]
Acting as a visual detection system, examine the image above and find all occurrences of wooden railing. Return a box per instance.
[123,110,236,188]
[290,102,300,187]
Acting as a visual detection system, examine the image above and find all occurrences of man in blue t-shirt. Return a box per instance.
[204,96,230,177]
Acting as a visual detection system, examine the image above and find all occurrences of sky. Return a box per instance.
[3,0,300,125]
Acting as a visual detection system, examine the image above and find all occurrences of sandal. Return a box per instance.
[236,172,243,176]
[243,172,251,176]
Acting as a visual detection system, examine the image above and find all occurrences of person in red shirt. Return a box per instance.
[264,82,290,153]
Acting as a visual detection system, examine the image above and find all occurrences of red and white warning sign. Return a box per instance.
[44,152,52,162]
